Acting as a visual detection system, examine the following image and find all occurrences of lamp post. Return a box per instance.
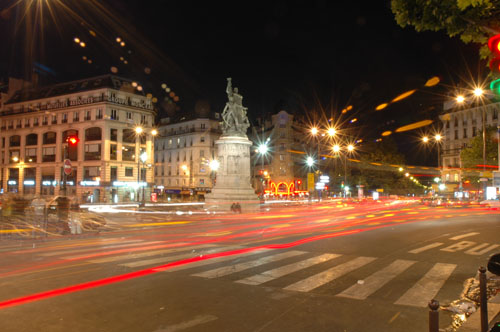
[140,151,148,204]
[209,159,220,189]
[257,142,268,195]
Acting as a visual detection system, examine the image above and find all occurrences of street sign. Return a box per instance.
[307,173,315,192]
[63,159,72,175]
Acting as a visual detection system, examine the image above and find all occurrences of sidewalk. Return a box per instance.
[458,292,500,331]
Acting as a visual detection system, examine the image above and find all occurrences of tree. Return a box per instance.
[351,138,424,195]
[391,0,500,58]
[460,125,498,168]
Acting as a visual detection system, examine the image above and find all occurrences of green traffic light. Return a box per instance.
[491,78,500,96]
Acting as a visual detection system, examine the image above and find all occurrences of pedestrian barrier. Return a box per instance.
[428,256,500,332]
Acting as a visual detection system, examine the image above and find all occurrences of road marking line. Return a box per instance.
[408,243,443,254]
[192,251,305,278]
[388,311,401,324]
[449,232,480,240]
[157,314,218,332]
[164,249,271,272]
[120,252,198,268]
[394,263,456,307]
[39,240,146,256]
[464,243,500,255]
[336,259,416,300]
[236,253,341,285]
[283,256,376,292]
[88,244,216,264]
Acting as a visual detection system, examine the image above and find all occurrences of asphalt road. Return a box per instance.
[0,200,498,332]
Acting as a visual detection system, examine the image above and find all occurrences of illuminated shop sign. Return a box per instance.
[7,180,17,185]
[80,180,100,186]
[23,180,35,186]
[112,181,147,187]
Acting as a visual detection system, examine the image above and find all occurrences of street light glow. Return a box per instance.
[347,144,354,152]
[257,144,268,155]
[209,159,220,171]
[456,95,465,103]
[327,127,336,137]
[306,156,314,167]
[311,127,318,136]
[473,87,484,97]
[135,126,143,134]
[151,129,158,136]
[332,144,340,153]
[140,152,148,163]
[422,136,429,143]
[435,134,442,141]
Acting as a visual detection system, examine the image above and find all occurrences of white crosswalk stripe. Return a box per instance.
[283,256,376,292]
[191,250,306,278]
[158,249,272,272]
[236,253,340,286]
[88,244,216,264]
[394,262,456,307]
[408,243,443,254]
[336,259,416,300]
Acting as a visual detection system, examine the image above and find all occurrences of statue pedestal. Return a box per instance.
[205,135,259,211]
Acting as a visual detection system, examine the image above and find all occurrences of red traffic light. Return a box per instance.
[67,136,79,145]
[488,34,500,74]
[297,179,302,185]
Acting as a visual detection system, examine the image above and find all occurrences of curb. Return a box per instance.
[458,293,500,331]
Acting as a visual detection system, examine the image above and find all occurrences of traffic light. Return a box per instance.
[488,34,500,74]
[66,135,79,161]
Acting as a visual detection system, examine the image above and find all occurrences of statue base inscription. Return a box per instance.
[204,136,258,211]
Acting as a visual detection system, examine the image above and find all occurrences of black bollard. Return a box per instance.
[428,299,439,332]
[480,266,488,332]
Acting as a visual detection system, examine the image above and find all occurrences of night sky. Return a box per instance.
[0,0,486,165]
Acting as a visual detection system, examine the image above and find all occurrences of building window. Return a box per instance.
[454,130,458,140]
[473,127,477,136]
[85,110,92,121]
[199,178,205,185]
[200,150,205,157]
[168,166,171,176]
[110,144,117,160]
[125,167,133,177]
[17,119,21,128]
[83,166,100,180]
[73,112,79,122]
[122,146,135,161]
[177,138,180,146]
[62,113,68,123]
[200,136,205,143]
[127,112,132,120]
[110,128,117,141]
[85,127,102,141]
[280,154,285,161]
[26,133,37,146]
[42,147,56,162]
[279,143,285,151]
[43,116,48,125]
[25,148,37,163]
[24,118,29,127]
[122,129,135,143]
[9,135,20,147]
[201,123,206,129]
[463,128,467,138]
[111,109,119,120]
[84,143,101,160]
[141,114,146,124]
[111,166,118,181]
[96,109,103,119]
[52,115,57,124]
[43,132,57,144]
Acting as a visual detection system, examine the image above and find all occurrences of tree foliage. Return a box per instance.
[391,0,500,58]
[460,125,498,167]
[350,138,424,195]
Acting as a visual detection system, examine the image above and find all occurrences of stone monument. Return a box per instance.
[205,78,258,210]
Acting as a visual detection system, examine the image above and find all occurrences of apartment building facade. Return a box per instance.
[154,113,222,200]
[439,99,500,192]
[0,75,156,203]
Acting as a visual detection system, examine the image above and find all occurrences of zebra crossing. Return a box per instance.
[37,240,464,308]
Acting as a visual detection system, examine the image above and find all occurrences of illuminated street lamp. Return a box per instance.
[209,159,219,187]
[311,127,318,136]
[332,144,341,153]
[422,136,429,143]
[327,127,336,137]
[306,156,314,167]
[473,87,484,97]
[135,126,143,135]
[456,95,465,103]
